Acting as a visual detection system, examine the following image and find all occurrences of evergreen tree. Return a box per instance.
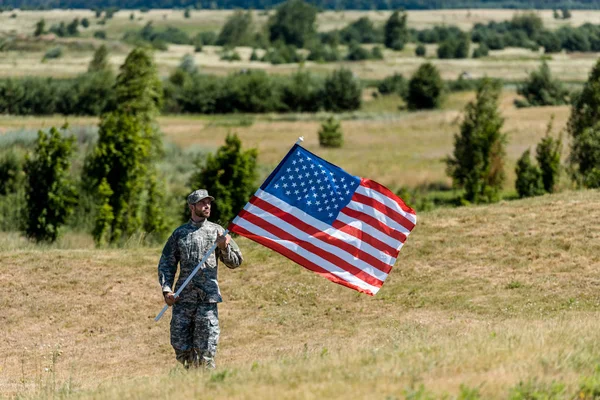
[405,62,443,110]
[187,133,257,226]
[88,44,110,72]
[34,18,45,36]
[318,116,343,148]
[23,127,77,242]
[66,18,79,36]
[536,117,562,193]
[384,9,408,51]
[84,47,165,244]
[567,59,600,188]
[515,149,545,198]
[446,78,507,203]
[217,10,254,47]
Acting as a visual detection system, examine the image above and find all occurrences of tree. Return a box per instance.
[377,72,407,97]
[322,68,361,112]
[88,44,110,72]
[566,59,600,188]
[217,10,254,47]
[187,133,257,226]
[318,116,343,148]
[516,61,569,107]
[446,78,507,203]
[66,18,79,36]
[268,0,317,48]
[515,149,545,198]
[81,17,90,28]
[184,8,191,18]
[384,9,408,50]
[405,62,443,110]
[23,127,77,242]
[34,18,45,36]
[536,117,562,193]
[84,47,165,244]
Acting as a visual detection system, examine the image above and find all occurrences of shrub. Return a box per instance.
[307,43,340,62]
[377,73,407,97]
[184,8,191,18]
[406,62,443,110]
[94,30,107,39]
[34,19,45,36]
[345,42,370,61]
[281,70,322,112]
[437,32,470,59]
[472,43,489,58]
[88,44,110,72]
[187,133,257,226]
[371,46,384,59]
[250,48,259,61]
[318,116,343,148]
[81,18,90,28]
[322,68,361,112]
[43,47,63,60]
[220,48,242,62]
[515,149,545,198]
[23,128,77,242]
[0,150,22,195]
[516,61,569,107]
[446,78,506,204]
[415,43,426,57]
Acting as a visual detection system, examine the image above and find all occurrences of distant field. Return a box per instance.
[0,89,571,190]
[1,190,599,399]
[1,9,600,80]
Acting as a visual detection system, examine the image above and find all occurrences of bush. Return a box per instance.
[406,62,444,110]
[345,42,370,61]
[220,48,242,62]
[187,133,257,226]
[318,116,343,148]
[81,17,90,28]
[516,61,569,107]
[415,43,426,57]
[371,46,384,60]
[377,73,407,97]
[322,68,361,112]
[446,78,506,204]
[43,47,63,60]
[472,43,489,58]
[307,43,340,62]
[0,150,23,195]
[339,16,382,44]
[23,127,77,242]
[437,32,470,59]
[515,149,545,198]
[94,30,107,39]
[250,48,259,61]
[281,70,322,112]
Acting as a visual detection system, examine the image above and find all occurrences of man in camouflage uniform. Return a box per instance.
[158,189,243,369]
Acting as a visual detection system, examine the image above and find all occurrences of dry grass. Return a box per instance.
[1,190,599,399]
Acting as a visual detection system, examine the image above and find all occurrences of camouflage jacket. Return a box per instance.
[158,219,243,303]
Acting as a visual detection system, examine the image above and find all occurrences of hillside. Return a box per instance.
[2,189,599,399]
[4,0,600,10]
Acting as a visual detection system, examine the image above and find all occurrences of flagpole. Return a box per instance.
[154,229,229,322]
[295,136,304,145]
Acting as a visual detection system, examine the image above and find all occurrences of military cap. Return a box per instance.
[187,189,215,205]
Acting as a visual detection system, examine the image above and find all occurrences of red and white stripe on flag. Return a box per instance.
[229,174,416,296]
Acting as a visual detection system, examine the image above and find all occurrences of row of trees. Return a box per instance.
[0,46,365,115]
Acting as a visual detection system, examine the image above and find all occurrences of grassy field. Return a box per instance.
[2,9,600,80]
[0,89,572,190]
[1,189,599,399]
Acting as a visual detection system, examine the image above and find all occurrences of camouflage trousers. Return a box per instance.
[170,297,220,369]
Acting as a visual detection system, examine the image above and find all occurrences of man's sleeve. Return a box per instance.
[218,229,243,269]
[158,233,179,293]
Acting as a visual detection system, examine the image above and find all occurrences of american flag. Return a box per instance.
[228,144,417,295]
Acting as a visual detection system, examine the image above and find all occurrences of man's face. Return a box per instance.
[191,198,212,220]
